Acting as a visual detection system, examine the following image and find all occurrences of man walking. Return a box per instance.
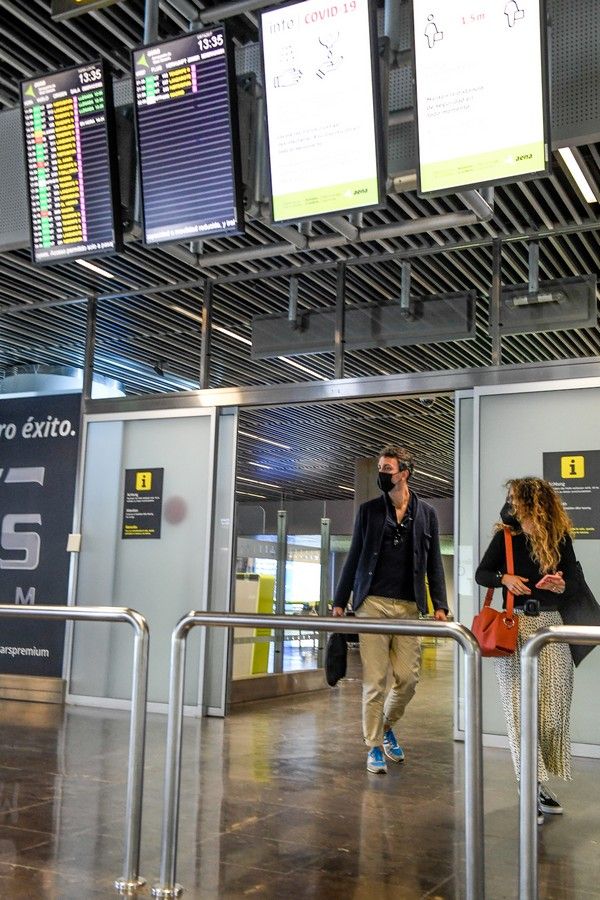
[332,445,448,773]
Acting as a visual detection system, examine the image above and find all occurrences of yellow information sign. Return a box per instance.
[561,456,585,479]
[135,471,153,491]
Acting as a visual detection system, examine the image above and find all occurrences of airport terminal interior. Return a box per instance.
[2,0,600,897]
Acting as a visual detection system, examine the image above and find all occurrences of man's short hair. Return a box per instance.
[378,445,415,477]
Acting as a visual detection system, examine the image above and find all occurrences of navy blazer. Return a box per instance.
[333,492,448,615]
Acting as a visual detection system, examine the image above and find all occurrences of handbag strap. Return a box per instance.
[503,526,515,618]
[482,526,515,617]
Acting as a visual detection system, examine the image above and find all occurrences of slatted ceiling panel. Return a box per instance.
[237,396,455,501]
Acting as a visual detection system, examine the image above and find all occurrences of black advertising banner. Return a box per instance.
[543,450,600,539]
[122,468,164,539]
[0,393,80,676]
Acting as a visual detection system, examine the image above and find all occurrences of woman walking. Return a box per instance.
[475,477,577,824]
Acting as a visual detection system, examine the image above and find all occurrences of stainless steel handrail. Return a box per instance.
[0,604,149,895]
[519,624,600,900]
[151,612,484,900]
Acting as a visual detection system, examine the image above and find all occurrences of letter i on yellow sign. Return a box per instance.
[136,471,152,491]
[561,456,585,479]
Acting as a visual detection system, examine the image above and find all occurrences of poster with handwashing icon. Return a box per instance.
[413,0,548,195]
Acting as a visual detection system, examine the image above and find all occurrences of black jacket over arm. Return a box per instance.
[333,492,448,615]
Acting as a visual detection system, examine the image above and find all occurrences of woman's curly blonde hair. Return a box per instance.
[501,477,573,573]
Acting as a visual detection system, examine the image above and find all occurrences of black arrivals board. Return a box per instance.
[20,61,122,265]
[132,27,244,245]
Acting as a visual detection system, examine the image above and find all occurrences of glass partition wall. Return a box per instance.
[232,516,345,677]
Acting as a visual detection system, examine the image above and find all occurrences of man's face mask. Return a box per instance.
[500,500,520,528]
[377,472,395,493]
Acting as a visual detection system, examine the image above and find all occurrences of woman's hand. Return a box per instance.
[501,574,531,595]
[535,572,565,594]
[332,606,344,617]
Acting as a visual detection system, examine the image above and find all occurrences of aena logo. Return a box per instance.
[516,153,533,161]
[353,188,368,195]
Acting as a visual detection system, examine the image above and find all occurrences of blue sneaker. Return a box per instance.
[383,728,405,763]
[366,746,387,774]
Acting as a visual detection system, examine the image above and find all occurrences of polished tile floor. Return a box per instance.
[0,642,599,898]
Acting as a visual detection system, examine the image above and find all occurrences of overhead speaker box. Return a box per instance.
[252,291,476,359]
[498,275,597,335]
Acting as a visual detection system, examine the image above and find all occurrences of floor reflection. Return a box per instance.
[0,643,598,897]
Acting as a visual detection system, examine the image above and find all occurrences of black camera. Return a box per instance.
[524,599,540,617]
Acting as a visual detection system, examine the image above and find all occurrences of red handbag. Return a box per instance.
[471,527,518,657]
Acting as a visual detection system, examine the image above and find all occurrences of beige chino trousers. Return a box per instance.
[355,595,421,747]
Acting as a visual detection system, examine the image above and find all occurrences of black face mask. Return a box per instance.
[377,472,395,493]
[500,501,520,529]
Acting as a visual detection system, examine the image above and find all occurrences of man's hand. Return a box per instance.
[434,609,448,621]
[332,606,344,617]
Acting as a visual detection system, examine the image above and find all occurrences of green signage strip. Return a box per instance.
[273,177,379,221]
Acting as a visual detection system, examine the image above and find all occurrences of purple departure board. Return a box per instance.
[20,61,122,265]
[132,27,244,245]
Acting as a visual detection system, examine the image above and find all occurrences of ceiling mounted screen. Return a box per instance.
[132,27,244,245]
[20,61,122,265]
[260,0,384,223]
[413,0,550,196]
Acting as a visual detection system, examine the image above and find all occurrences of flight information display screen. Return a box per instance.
[132,27,243,245]
[20,61,122,265]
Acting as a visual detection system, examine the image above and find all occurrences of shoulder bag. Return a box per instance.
[471,527,518,657]
[559,561,600,667]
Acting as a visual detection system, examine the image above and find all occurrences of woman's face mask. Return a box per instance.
[500,500,520,528]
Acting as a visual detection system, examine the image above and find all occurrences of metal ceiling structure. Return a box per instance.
[0,0,599,501]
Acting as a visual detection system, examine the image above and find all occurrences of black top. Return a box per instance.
[369,493,416,601]
[475,529,577,612]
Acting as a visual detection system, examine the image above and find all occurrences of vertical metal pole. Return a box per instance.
[144,0,160,43]
[334,262,346,380]
[200,279,213,390]
[317,517,331,666]
[490,238,502,366]
[151,627,189,898]
[528,241,540,294]
[519,649,539,900]
[115,617,150,893]
[288,276,298,327]
[82,294,97,401]
[274,510,287,673]
[463,645,485,900]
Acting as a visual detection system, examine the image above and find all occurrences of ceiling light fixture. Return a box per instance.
[238,430,291,450]
[557,147,598,204]
[418,470,451,483]
[75,259,115,278]
[214,325,252,345]
[249,462,272,470]
[238,476,281,489]
[236,490,267,499]
[338,485,355,492]
[277,356,328,380]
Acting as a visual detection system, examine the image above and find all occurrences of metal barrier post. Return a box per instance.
[519,624,600,900]
[0,604,149,895]
[152,613,483,900]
